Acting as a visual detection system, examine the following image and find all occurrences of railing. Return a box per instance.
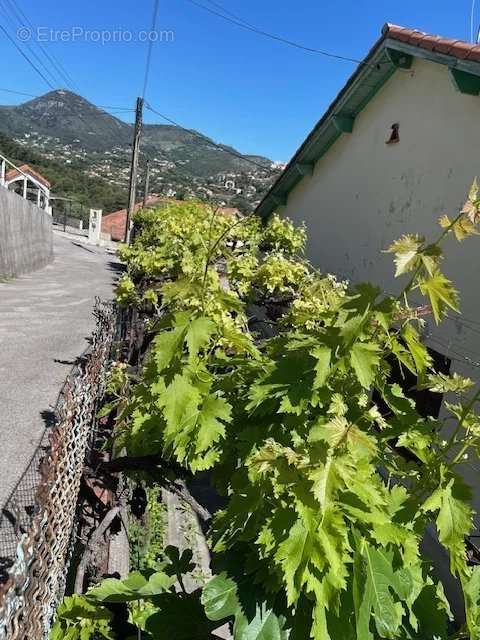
[0,150,51,212]
[0,300,115,640]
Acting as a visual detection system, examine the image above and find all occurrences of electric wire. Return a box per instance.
[145,102,277,174]
[142,0,160,100]
[185,0,379,67]
[0,0,60,88]
[1,0,76,90]
[0,23,54,89]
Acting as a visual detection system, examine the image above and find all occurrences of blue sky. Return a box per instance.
[0,0,475,160]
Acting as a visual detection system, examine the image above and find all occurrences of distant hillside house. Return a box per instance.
[257,23,480,611]
[101,195,166,241]
[102,197,239,241]
[3,163,51,212]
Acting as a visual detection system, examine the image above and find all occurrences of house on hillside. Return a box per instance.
[2,163,51,212]
[101,195,165,241]
[102,197,239,241]
[257,23,480,612]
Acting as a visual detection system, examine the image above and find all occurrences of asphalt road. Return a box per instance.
[0,232,118,510]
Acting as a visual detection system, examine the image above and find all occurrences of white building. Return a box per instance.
[2,162,51,212]
[257,23,480,612]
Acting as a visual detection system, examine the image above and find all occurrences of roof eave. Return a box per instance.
[255,28,480,220]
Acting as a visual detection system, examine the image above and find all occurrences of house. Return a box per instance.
[2,163,51,212]
[257,23,480,611]
[258,23,480,374]
[101,195,167,241]
[102,197,240,241]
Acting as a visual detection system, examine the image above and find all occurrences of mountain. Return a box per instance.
[0,90,273,175]
[0,90,278,213]
[0,91,131,150]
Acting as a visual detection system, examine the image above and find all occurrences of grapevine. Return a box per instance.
[55,187,480,639]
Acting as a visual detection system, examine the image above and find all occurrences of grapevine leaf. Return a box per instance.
[195,394,232,454]
[311,346,332,389]
[421,477,472,576]
[159,374,201,448]
[202,573,240,621]
[153,325,187,372]
[186,316,216,359]
[235,604,290,640]
[385,234,423,277]
[463,566,480,638]
[418,271,459,323]
[350,342,381,389]
[401,323,432,375]
[202,574,289,640]
[354,541,404,640]
[420,372,474,394]
[277,519,315,606]
[420,244,443,276]
[87,571,174,603]
[145,592,219,639]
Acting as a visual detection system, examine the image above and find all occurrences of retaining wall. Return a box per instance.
[0,187,53,277]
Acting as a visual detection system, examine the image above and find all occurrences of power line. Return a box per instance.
[3,0,77,90]
[142,0,160,99]
[145,102,277,174]
[185,0,378,67]
[0,86,36,97]
[0,23,55,89]
[0,0,61,88]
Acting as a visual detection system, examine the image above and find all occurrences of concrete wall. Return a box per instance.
[0,185,53,277]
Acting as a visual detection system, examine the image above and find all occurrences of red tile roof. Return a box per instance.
[383,23,480,62]
[102,197,240,241]
[5,164,51,188]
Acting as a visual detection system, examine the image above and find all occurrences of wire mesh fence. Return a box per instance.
[0,300,115,640]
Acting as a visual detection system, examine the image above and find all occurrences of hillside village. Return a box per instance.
[1,90,283,214]
[4,4,480,640]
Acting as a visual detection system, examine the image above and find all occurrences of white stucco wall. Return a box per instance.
[279,56,480,609]
[281,56,480,380]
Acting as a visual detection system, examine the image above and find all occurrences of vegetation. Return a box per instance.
[54,186,480,639]
[0,131,127,212]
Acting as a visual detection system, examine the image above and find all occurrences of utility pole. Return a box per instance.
[142,159,151,208]
[125,96,144,243]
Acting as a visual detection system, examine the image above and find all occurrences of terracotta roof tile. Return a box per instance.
[5,163,51,188]
[384,23,480,62]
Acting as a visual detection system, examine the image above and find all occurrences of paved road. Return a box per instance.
[0,232,118,509]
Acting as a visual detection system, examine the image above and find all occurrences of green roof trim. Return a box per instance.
[256,27,480,220]
[332,115,355,133]
[449,68,480,95]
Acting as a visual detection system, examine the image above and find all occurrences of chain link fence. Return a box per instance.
[0,300,115,640]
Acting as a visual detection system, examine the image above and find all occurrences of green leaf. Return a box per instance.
[235,604,289,640]
[145,592,219,639]
[153,325,187,372]
[186,316,216,360]
[87,570,174,603]
[350,342,381,389]
[418,270,459,323]
[421,372,474,395]
[160,374,201,446]
[401,323,432,375]
[311,346,332,389]
[385,234,423,277]
[463,566,480,638]
[202,573,240,621]
[196,394,232,454]
[354,541,404,640]
[421,477,472,576]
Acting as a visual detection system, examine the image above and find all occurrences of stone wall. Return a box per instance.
[0,187,53,277]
